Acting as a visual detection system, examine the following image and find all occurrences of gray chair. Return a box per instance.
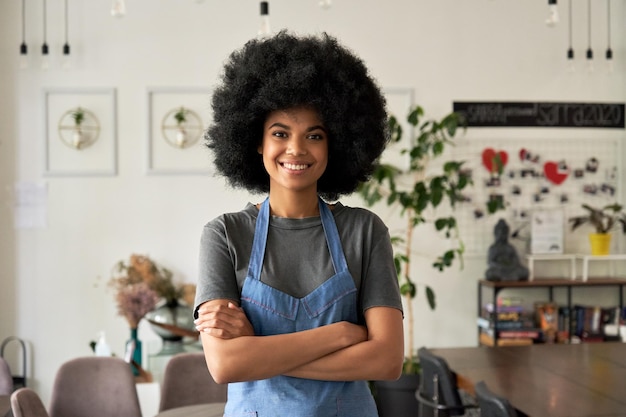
[48,356,142,417]
[159,352,227,412]
[474,381,518,417]
[0,357,13,395]
[416,347,479,417]
[10,387,50,417]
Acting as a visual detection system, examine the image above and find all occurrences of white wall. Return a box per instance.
[1,0,625,408]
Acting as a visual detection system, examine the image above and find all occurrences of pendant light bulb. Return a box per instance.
[41,43,50,70]
[566,48,575,73]
[258,2,271,37]
[546,0,559,26]
[41,0,49,70]
[19,0,28,69]
[605,0,613,74]
[319,0,332,10]
[606,48,613,74]
[19,43,29,69]
[586,48,594,73]
[111,0,126,17]
[62,44,71,70]
[62,0,71,70]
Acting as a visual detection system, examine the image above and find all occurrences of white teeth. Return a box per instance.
[283,163,308,170]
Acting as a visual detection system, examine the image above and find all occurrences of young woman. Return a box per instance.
[193,31,404,417]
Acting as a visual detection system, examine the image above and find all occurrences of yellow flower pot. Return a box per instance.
[588,233,611,256]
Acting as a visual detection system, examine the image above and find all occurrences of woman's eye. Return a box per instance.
[272,131,287,138]
[307,133,324,141]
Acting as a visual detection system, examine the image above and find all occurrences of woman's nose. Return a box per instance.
[286,137,307,155]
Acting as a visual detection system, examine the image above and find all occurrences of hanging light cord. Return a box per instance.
[568,0,573,48]
[607,0,611,49]
[43,0,47,45]
[21,0,26,43]
[64,0,68,44]
[587,0,591,49]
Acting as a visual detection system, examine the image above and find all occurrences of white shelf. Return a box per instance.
[576,254,626,282]
[526,254,626,282]
[526,254,577,281]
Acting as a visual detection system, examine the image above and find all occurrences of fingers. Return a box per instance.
[194,302,254,339]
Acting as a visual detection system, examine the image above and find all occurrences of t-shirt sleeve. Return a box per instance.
[194,219,241,319]
[359,214,403,317]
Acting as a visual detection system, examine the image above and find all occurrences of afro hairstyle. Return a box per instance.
[205,31,389,201]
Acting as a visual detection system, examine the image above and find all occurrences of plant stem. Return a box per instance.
[404,210,414,361]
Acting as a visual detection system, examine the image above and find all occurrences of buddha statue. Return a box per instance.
[485,219,529,281]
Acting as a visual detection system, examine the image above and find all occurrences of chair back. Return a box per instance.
[159,352,227,412]
[48,356,142,417]
[0,358,13,395]
[10,388,50,417]
[475,381,518,417]
[1,336,28,391]
[417,347,474,417]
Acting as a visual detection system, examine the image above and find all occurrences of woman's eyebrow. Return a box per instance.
[268,122,290,130]
[307,125,327,133]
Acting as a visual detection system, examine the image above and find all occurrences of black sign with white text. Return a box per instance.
[453,101,625,129]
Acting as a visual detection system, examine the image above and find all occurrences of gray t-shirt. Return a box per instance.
[194,202,402,324]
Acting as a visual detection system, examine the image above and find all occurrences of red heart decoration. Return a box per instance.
[519,148,528,161]
[543,161,569,185]
[482,148,508,174]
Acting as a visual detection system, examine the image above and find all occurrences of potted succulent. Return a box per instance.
[70,107,85,149]
[173,106,189,148]
[358,105,470,416]
[569,203,626,255]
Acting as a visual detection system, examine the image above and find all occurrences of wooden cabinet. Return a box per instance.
[477,278,626,346]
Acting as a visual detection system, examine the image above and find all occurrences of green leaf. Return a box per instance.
[425,286,436,310]
[400,281,416,298]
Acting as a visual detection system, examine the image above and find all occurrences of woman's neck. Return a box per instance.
[267,190,319,218]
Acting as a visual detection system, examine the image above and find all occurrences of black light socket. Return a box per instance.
[548,0,557,4]
[586,48,593,60]
[606,48,613,60]
[42,43,49,55]
[260,1,269,15]
[567,48,574,59]
[63,43,70,55]
[20,42,28,55]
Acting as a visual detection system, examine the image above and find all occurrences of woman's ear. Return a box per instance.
[257,145,263,154]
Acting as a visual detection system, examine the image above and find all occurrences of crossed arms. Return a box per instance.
[194,300,403,384]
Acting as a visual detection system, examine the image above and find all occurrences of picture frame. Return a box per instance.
[146,87,213,175]
[43,88,118,176]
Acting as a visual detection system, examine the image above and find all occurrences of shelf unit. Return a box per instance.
[477,278,626,346]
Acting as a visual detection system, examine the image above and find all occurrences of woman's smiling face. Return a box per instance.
[259,106,328,196]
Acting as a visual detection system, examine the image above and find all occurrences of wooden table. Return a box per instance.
[431,343,626,417]
[153,402,225,417]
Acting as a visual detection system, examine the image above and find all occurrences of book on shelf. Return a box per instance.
[568,305,622,340]
[481,310,524,322]
[480,326,543,339]
[477,316,534,330]
[484,302,525,314]
[479,331,533,347]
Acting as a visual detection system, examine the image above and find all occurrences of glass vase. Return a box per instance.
[145,299,195,355]
[126,327,142,376]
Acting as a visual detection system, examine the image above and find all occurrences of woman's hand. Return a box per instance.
[194,301,254,339]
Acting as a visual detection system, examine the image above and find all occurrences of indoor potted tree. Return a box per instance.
[569,203,626,255]
[359,105,470,417]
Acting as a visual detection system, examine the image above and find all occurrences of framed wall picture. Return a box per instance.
[43,88,118,176]
[146,87,213,175]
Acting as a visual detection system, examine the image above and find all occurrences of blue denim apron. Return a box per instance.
[224,197,378,417]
